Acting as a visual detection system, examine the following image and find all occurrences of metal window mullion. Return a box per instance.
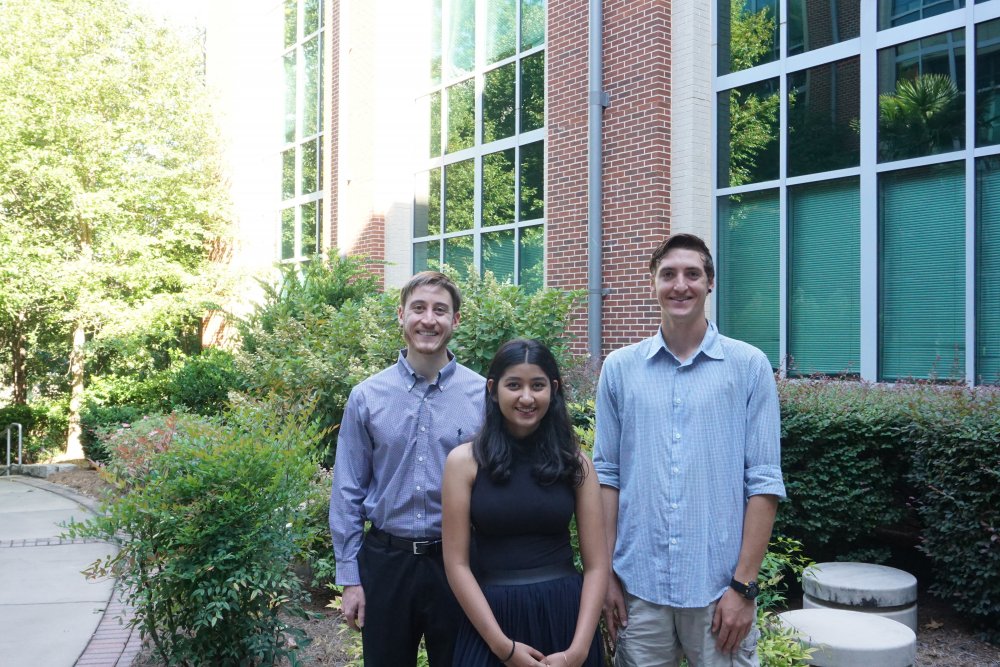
[860,0,879,381]
[778,0,789,374]
[966,5,977,385]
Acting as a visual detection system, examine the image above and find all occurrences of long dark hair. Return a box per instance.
[472,339,584,486]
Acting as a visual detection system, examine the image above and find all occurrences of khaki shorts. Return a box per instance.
[614,592,760,667]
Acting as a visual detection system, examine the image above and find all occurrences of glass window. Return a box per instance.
[284,0,297,48]
[282,149,296,200]
[483,149,515,227]
[431,0,442,84]
[418,0,545,287]
[301,201,319,256]
[718,78,780,187]
[519,225,544,292]
[284,52,296,143]
[880,163,965,381]
[718,189,780,367]
[482,229,515,282]
[718,0,779,76]
[447,78,475,153]
[303,36,321,137]
[486,0,516,64]
[414,239,442,272]
[788,178,861,376]
[301,138,318,195]
[281,208,296,260]
[877,30,965,163]
[444,235,475,277]
[521,0,545,51]
[304,0,320,36]
[445,159,474,232]
[788,0,860,56]
[519,141,544,221]
[447,0,475,78]
[976,157,1000,384]
[976,19,1000,147]
[483,63,516,143]
[878,0,964,30]
[521,51,545,133]
[788,58,861,177]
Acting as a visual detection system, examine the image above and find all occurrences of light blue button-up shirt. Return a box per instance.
[593,322,785,608]
[329,350,485,586]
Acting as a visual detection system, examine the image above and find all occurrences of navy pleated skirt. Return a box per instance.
[451,573,603,666]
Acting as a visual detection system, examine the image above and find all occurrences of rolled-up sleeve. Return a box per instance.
[593,355,622,490]
[330,387,372,586]
[743,354,786,499]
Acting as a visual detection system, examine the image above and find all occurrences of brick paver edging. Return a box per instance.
[8,475,141,666]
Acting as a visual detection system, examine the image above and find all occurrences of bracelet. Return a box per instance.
[500,638,516,663]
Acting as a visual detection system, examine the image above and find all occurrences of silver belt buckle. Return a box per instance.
[412,540,431,555]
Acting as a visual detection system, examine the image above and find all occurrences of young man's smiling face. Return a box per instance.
[652,247,714,326]
[397,285,459,358]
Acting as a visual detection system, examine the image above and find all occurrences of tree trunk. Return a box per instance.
[11,313,28,405]
[64,322,86,460]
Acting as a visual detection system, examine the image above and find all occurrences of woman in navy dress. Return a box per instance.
[443,339,607,667]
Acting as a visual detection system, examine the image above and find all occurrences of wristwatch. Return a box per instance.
[729,577,760,600]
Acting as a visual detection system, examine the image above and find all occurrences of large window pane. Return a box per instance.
[521,51,545,133]
[431,0,442,84]
[284,0,297,48]
[977,157,1000,384]
[304,0,320,36]
[717,0,779,76]
[788,58,861,177]
[519,225,544,292]
[447,0,475,78]
[788,179,861,376]
[301,201,318,256]
[301,138,318,195]
[976,19,1000,147]
[486,0,516,64]
[445,159,474,232]
[414,239,442,273]
[282,148,296,200]
[281,207,295,260]
[483,229,515,282]
[430,92,442,158]
[447,78,475,153]
[483,149,515,227]
[878,0,964,30]
[414,168,442,236]
[303,36,320,137]
[284,52,296,143]
[521,0,545,52]
[718,78,780,187]
[788,0,860,56]
[877,30,965,163]
[444,235,474,278]
[483,63,516,143]
[718,190,780,367]
[519,141,544,221]
[880,163,965,381]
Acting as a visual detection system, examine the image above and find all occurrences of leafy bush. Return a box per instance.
[80,404,153,463]
[904,385,1000,642]
[0,401,67,463]
[756,537,816,666]
[166,348,242,415]
[776,378,913,561]
[67,403,323,666]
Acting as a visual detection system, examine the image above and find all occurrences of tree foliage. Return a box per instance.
[0,0,230,451]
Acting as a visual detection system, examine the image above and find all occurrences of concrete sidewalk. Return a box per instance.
[0,475,125,667]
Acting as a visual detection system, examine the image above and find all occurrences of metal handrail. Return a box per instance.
[5,423,23,476]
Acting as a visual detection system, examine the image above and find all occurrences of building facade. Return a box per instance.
[212,0,998,384]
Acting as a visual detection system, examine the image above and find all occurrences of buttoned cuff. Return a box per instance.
[745,464,786,499]
[335,561,361,586]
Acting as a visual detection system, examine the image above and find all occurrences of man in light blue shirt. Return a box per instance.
[330,271,485,666]
[593,234,785,666]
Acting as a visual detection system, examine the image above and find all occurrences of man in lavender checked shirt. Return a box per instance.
[330,271,485,667]
[593,234,786,667]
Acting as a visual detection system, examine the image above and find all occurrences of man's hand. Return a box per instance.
[711,587,754,653]
[603,573,628,643]
[341,584,366,631]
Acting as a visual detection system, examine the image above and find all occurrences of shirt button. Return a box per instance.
[420,426,427,432]
[672,467,679,474]
[673,433,681,440]
[417,513,422,518]
[416,485,421,491]
[670,538,677,545]
[418,456,424,462]
[674,397,681,405]
[671,503,678,509]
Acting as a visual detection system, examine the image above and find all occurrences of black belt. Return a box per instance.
[480,561,578,586]
[367,527,443,555]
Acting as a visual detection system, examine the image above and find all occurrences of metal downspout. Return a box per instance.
[587,0,606,361]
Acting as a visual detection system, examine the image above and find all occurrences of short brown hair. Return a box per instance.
[400,271,462,313]
[648,233,715,283]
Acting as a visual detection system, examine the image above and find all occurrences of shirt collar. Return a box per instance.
[396,349,458,391]
[644,321,725,365]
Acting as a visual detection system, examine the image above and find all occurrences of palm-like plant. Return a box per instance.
[878,73,963,161]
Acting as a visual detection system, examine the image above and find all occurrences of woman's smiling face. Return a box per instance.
[490,362,554,439]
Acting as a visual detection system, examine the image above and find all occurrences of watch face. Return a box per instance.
[746,581,760,599]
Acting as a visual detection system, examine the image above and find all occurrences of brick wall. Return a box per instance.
[548,0,672,359]
[352,213,387,283]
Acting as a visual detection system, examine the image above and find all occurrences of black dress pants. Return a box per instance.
[358,532,462,667]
